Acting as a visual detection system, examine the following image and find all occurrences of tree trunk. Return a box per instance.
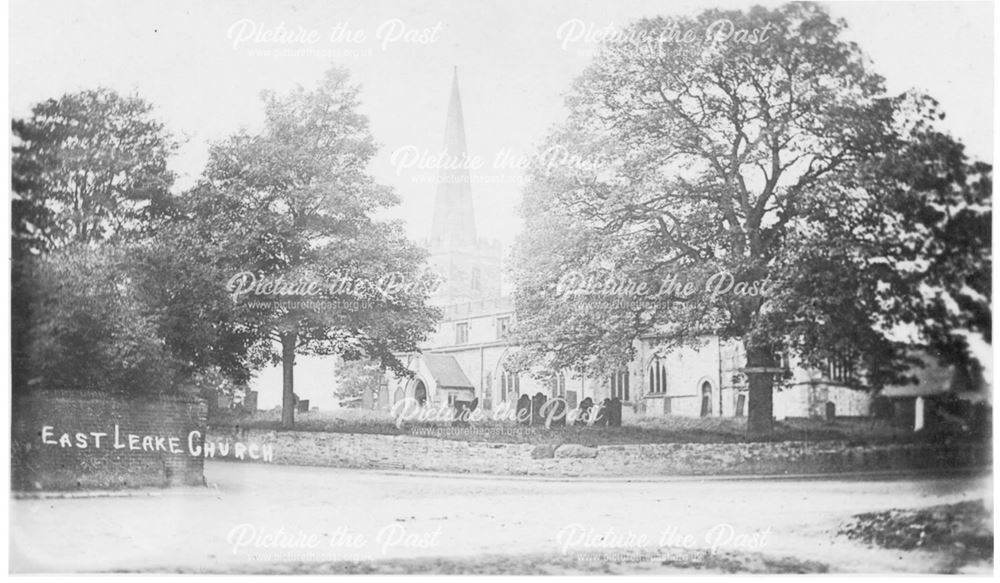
[281,332,296,429]
[746,344,775,437]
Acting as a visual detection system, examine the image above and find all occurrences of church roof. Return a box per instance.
[422,354,476,390]
[880,350,989,401]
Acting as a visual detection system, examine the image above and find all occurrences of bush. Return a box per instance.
[16,244,178,395]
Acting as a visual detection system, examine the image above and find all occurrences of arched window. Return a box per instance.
[471,268,481,292]
[648,359,667,394]
[700,381,712,417]
[500,370,520,402]
[550,371,566,398]
[610,370,630,401]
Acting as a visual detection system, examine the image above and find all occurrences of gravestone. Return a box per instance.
[608,397,623,427]
[825,401,836,422]
[531,393,547,427]
[296,399,310,413]
[594,398,611,427]
[453,401,468,426]
[516,394,531,426]
[547,397,568,428]
[577,397,594,426]
[242,390,258,412]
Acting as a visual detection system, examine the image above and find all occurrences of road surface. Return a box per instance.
[10,461,992,573]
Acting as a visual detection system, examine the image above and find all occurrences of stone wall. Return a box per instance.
[12,390,208,490]
[206,427,991,478]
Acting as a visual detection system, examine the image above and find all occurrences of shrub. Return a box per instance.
[17,244,178,395]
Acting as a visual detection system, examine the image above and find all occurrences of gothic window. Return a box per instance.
[471,268,481,292]
[550,371,566,398]
[496,316,511,340]
[700,381,712,417]
[455,322,469,345]
[610,370,630,401]
[825,354,854,382]
[500,369,520,401]
[648,359,667,394]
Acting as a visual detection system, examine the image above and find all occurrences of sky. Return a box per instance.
[9,0,994,252]
[8,0,993,409]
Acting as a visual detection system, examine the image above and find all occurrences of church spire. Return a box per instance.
[430,66,477,248]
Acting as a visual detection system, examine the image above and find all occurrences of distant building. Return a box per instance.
[879,351,990,431]
[380,68,873,420]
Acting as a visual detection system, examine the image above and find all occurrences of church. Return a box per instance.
[376,69,872,421]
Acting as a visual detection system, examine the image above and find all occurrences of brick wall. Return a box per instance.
[207,427,992,478]
[12,390,208,491]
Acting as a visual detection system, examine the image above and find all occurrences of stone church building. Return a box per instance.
[376,70,871,421]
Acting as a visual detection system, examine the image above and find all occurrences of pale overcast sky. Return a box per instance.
[9,0,994,250]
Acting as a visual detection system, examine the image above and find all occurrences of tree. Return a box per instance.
[17,244,178,396]
[188,67,440,428]
[13,230,257,397]
[333,358,385,406]
[11,88,177,253]
[122,220,260,385]
[11,88,180,393]
[510,4,990,434]
[776,111,991,379]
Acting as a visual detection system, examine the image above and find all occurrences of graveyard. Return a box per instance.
[214,403,939,447]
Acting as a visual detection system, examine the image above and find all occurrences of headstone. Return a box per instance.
[297,399,310,413]
[453,397,479,426]
[577,397,594,426]
[242,391,258,412]
[547,397,568,428]
[453,400,470,426]
[516,394,531,426]
[594,398,611,427]
[825,401,836,422]
[609,397,623,427]
[531,392,547,427]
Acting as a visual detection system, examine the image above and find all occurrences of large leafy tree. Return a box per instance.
[11,88,176,254]
[189,67,440,428]
[511,4,990,434]
[11,88,181,393]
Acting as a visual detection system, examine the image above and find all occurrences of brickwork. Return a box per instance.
[12,390,208,490]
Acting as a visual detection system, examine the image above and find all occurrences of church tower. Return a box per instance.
[428,67,502,306]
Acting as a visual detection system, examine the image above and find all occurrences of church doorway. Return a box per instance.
[414,380,427,407]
